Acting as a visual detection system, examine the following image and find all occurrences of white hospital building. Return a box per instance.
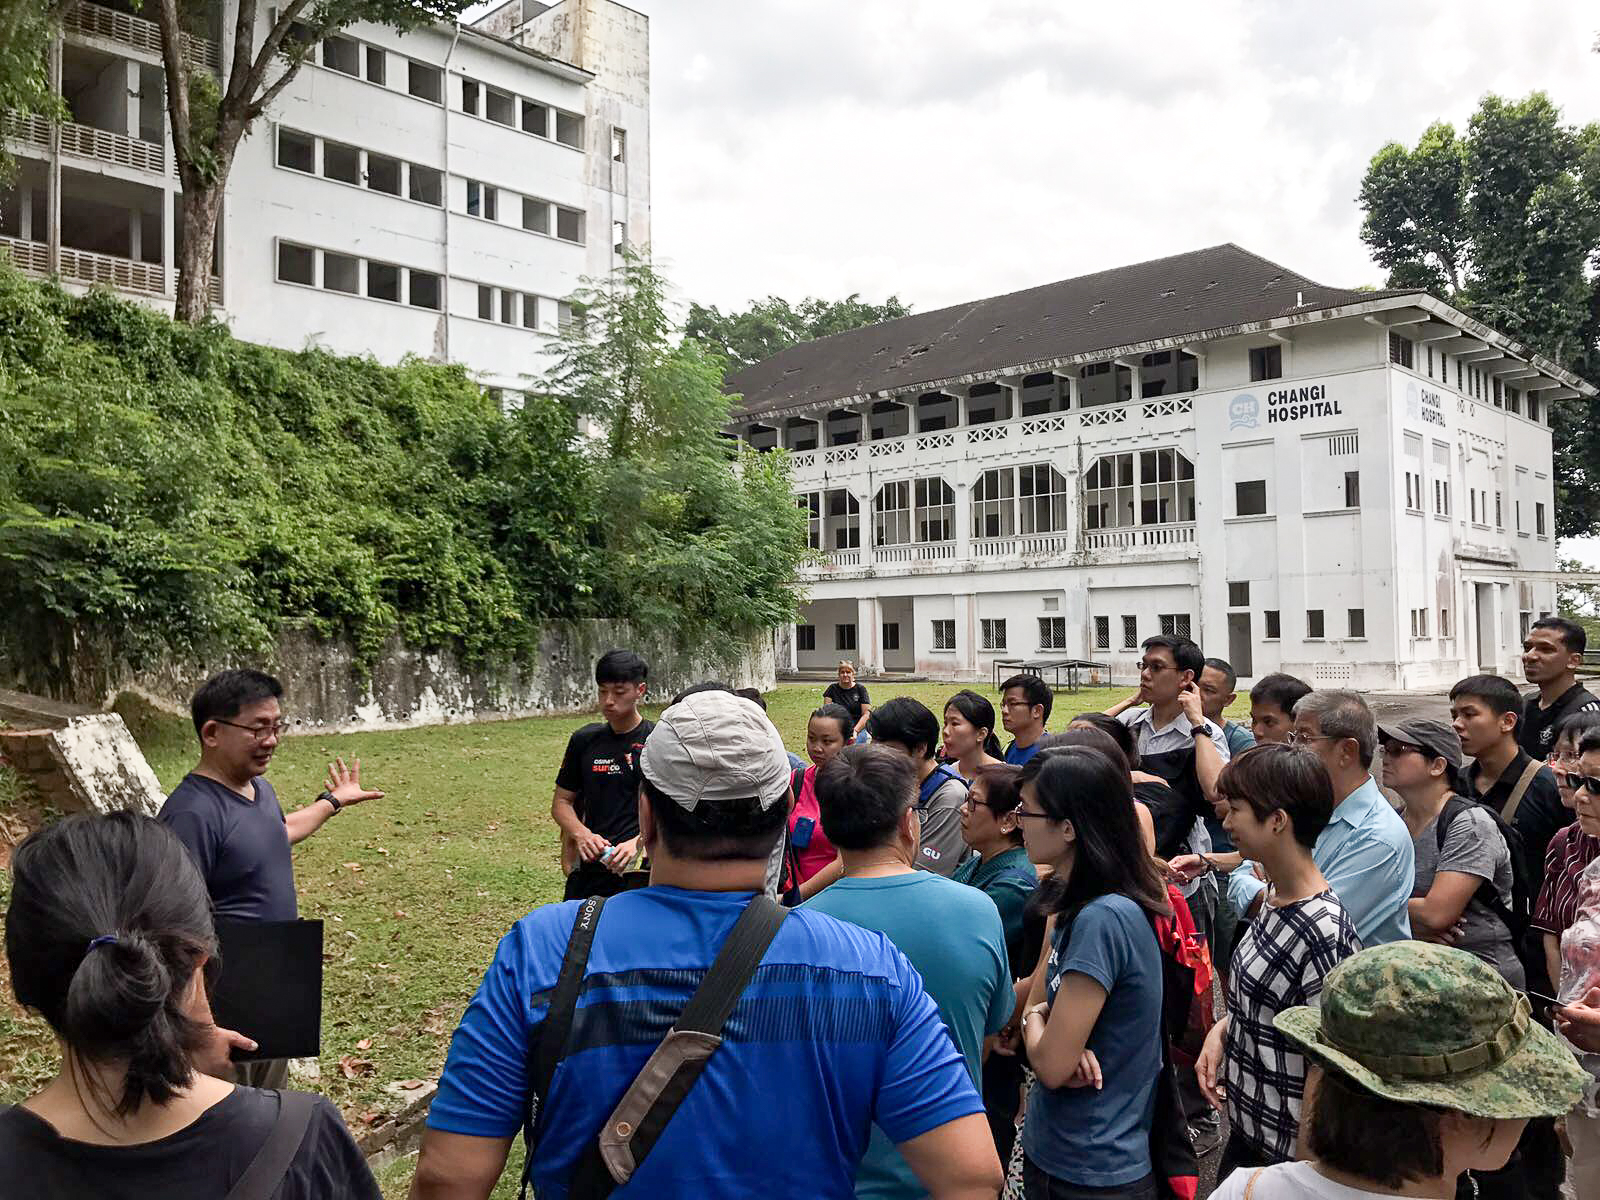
[1,0,648,394]
[728,245,1597,690]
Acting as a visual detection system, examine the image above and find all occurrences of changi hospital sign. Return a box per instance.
[1227,384,1343,430]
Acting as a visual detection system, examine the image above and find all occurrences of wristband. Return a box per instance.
[318,789,342,814]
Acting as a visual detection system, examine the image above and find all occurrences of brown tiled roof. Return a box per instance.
[728,243,1419,420]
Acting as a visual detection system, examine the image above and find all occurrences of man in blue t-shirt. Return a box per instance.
[413,689,1001,1200]
[160,668,383,1087]
[806,744,1012,1199]
[999,674,1051,766]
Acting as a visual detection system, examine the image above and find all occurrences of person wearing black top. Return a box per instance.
[551,649,655,900]
[0,812,378,1200]
[822,660,872,739]
[1519,616,1600,760]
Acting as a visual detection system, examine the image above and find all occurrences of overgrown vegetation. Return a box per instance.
[0,259,808,695]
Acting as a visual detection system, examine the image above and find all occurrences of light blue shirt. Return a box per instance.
[1228,775,1414,946]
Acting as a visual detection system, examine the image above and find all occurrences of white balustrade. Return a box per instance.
[824,444,859,465]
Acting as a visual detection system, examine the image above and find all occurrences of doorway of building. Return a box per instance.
[1227,612,1253,678]
[1475,582,1495,672]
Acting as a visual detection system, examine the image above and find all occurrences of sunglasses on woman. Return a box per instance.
[1567,773,1600,796]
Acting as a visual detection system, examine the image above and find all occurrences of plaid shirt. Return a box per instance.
[1223,890,1360,1161]
[1533,820,1600,938]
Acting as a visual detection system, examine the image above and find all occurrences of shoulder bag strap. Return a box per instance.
[1500,758,1546,826]
[1243,1166,1267,1200]
[222,1090,318,1200]
[570,895,789,1199]
[520,895,607,1199]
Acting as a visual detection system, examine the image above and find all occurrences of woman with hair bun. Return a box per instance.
[0,811,378,1198]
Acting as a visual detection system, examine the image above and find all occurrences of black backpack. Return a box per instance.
[1434,794,1533,940]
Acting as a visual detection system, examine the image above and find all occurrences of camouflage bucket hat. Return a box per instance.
[1275,943,1587,1119]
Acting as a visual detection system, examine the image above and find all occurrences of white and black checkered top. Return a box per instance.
[1222,889,1360,1161]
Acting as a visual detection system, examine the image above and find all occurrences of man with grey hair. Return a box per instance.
[412,689,1001,1200]
[1172,689,1414,946]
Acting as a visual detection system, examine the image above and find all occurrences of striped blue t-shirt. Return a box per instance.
[428,886,982,1198]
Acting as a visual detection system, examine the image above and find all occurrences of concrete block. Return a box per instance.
[0,715,163,817]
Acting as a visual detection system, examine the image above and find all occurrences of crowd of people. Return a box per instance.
[6,619,1600,1199]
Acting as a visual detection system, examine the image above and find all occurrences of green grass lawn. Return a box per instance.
[1,679,1244,1197]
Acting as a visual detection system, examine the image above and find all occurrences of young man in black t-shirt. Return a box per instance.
[551,649,654,900]
[1519,616,1600,760]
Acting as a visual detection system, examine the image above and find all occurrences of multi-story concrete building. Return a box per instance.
[0,0,648,394]
[728,245,1596,690]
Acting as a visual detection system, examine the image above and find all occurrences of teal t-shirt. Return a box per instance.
[950,845,1037,977]
[806,872,1013,1199]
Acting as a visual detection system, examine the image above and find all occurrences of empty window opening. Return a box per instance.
[408,270,441,310]
[409,164,442,206]
[276,241,315,286]
[555,110,582,147]
[322,251,359,294]
[366,260,400,302]
[408,61,443,103]
[276,127,314,173]
[366,153,401,196]
[1249,345,1282,382]
[322,140,361,185]
[521,100,549,136]
[322,35,360,76]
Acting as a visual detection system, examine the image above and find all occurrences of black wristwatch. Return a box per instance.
[1190,721,1210,738]
[318,789,343,814]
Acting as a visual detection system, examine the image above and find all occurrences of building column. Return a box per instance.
[857,595,882,675]
[1056,370,1079,410]
[785,623,799,671]
[46,35,61,275]
[954,480,971,561]
[124,61,140,139]
[857,486,874,570]
[954,592,978,679]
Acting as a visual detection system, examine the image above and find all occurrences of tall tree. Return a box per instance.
[154,1,466,323]
[1359,93,1600,538]
[545,252,810,633]
[684,293,911,374]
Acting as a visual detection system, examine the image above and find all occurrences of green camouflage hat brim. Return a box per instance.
[1275,1004,1588,1119]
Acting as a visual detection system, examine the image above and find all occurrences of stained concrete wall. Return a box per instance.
[6,621,776,732]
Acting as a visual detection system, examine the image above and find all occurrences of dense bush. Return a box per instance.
[0,263,806,693]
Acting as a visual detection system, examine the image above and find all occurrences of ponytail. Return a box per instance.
[7,813,216,1115]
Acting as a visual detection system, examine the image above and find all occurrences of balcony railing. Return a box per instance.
[60,120,164,173]
[59,245,165,295]
[874,542,956,563]
[0,236,51,274]
[5,110,166,174]
[1084,522,1196,550]
[827,548,862,567]
[63,2,220,71]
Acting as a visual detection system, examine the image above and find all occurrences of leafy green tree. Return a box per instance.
[546,252,810,633]
[152,0,467,322]
[1359,93,1600,537]
[0,1,73,181]
[684,293,911,374]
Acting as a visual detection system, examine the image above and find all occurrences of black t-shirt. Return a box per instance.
[555,719,654,842]
[822,682,871,723]
[0,1087,379,1200]
[1519,683,1600,759]
[1134,778,1191,860]
[158,775,298,921]
[1464,749,1568,890]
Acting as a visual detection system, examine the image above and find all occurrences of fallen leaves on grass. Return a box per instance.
[343,862,363,872]
[356,1038,373,1050]
[338,1055,375,1080]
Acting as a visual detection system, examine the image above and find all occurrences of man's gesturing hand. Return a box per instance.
[327,757,384,808]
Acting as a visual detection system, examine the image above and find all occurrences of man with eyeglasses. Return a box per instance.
[160,668,382,1088]
[1172,689,1414,948]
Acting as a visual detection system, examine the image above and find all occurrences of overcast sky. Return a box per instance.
[476,1,1600,564]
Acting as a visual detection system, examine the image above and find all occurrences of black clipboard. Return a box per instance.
[211,919,324,1062]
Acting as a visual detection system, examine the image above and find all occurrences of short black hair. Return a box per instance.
[1202,657,1237,692]
[999,674,1053,724]
[596,649,648,686]
[1067,712,1138,769]
[866,696,940,760]
[970,764,1024,845]
[1216,744,1335,850]
[815,745,915,850]
[1532,616,1587,655]
[1449,673,1523,723]
[643,777,785,861]
[810,704,854,742]
[1306,1068,1443,1188]
[1141,634,1203,677]
[1578,726,1600,757]
[1250,672,1312,716]
[734,687,767,711]
[190,669,282,738]
[1557,710,1600,749]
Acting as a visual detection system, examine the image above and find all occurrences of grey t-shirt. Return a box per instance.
[1412,805,1524,988]
[916,774,973,877]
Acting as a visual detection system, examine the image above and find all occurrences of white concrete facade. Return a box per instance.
[0,0,649,395]
[746,294,1590,690]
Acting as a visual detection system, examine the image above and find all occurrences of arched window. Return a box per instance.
[875,477,955,545]
[916,478,954,542]
[1085,449,1194,529]
[873,481,911,546]
[973,468,1015,538]
[1019,464,1070,533]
